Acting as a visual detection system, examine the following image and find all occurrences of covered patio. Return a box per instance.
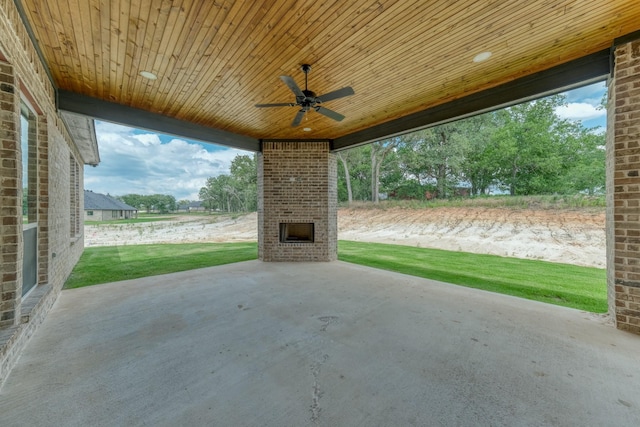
[1,261,639,425]
[3,0,638,325]
[2,1,640,421]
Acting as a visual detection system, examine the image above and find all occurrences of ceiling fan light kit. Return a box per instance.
[255,64,355,127]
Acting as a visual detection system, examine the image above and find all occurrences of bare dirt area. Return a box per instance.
[85,207,606,268]
[339,207,605,268]
[85,214,258,247]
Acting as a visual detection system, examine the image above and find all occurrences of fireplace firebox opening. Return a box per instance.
[280,223,314,243]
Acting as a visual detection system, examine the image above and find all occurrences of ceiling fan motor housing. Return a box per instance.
[301,90,318,104]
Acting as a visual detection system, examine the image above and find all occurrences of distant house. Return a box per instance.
[84,190,138,221]
[188,201,205,212]
[177,201,204,212]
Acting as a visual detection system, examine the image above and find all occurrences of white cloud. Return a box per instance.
[554,81,607,129]
[555,102,606,121]
[133,133,162,146]
[86,122,253,200]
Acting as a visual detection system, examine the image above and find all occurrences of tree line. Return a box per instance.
[117,193,177,214]
[198,154,258,212]
[132,93,604,213]
[115,155,258,215]
[337,94,605,202]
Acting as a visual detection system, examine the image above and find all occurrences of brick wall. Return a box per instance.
[608,38,640,334]
[48,122,84,290]
[258,141,337,262]
[0,0,87,386]
[0,60,21,327]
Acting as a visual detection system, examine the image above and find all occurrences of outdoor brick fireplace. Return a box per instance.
[258,141,337,261]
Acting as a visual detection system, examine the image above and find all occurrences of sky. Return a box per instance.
[84,81,608,201]
[85,122,252,201]
[555,80,607,129]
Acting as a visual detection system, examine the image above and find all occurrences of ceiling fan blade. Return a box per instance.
[291,110,305,127]
[255,103,295,107]
[280,75,305,98]
[316,86,355,103]
[315,106,345,122]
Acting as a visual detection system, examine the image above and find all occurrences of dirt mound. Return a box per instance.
[338,207,605,268]
[85,207,606,268]
[85,213,258,246]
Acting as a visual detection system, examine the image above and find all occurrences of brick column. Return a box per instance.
[0,61,21,326]
[608,38,640,334]
[258,141,337,262]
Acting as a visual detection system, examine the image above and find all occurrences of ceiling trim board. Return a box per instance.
[58,90,260,152]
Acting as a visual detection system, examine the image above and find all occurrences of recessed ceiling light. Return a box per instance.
[473,51,492,63]
[303,127,312,132]
[140,71,157,80]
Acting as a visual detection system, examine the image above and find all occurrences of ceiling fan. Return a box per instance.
[255,64,355,127]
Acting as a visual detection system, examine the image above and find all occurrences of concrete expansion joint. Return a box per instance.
[310,353,330,424]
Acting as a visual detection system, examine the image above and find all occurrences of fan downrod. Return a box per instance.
[300,64,314,98]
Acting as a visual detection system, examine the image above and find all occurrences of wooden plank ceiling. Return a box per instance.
[19,0,640,147]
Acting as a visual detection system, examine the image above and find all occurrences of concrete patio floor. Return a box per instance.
[1,260,639,426]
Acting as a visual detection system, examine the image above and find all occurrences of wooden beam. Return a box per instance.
[332,49,611,151]
[57,90,260,152]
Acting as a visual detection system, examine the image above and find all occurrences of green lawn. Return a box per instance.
[338,241,606,313]
[64,241,606,313]
[63,242,257,289]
